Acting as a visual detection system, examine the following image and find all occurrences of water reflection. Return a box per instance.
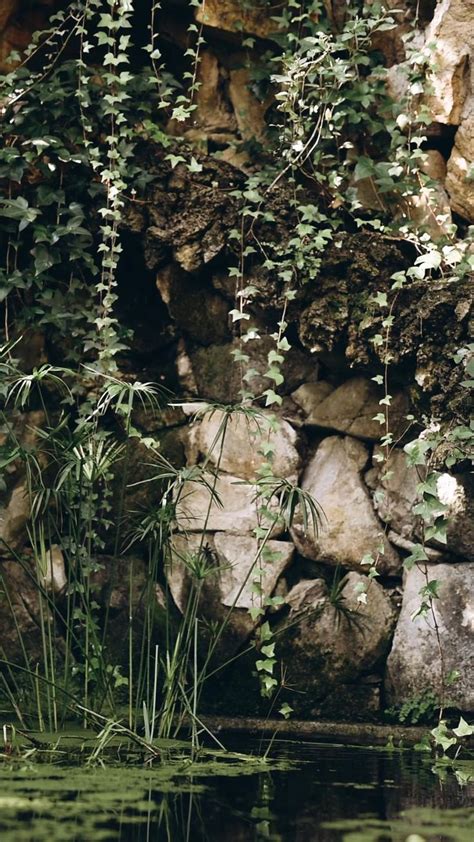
[0,740,472,841]
[115,742,473,841]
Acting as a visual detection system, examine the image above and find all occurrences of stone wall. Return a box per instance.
[0,0,473,721]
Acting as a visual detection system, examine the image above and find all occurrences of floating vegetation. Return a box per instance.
[323,806,474,842]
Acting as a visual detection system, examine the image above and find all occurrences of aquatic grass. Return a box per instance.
[1,363,326,754]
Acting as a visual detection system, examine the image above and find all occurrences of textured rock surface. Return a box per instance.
[196,0,283,39]
[436,473,474,561]
[291,381,335,417]
[386,563,474,710]
[0,1,57,71]
[365,447,423,540]
[296,377,409,441]
[228,67,271,142]
[188,336,317,403]
[156,263,230,345]
[0,482,30,556]
[277,573,396,717]
[446,105,474,221]
[174,471,284,536]
[0,559,56,664]
[168,532,293,656]
[169,532,293,611]
[189,408,301,482]
[292,436,401,575]
[41,545,67,594]
[424,0,473,125]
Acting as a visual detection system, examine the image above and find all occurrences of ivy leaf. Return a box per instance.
[279,703,293,720]
[452,717,474,739]
[188,156,203,173]
[403,544,428,571]
[354,157,375,181]
[431,721,456,752]
[265,367,284,386]
[33,246,55,275]
[256,658,275,674]
[165,154,186,168]
[262,389,283,407]
[373,291,388,307]
[229,309,250,322]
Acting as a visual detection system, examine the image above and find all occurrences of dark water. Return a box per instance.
[0,737,473,841]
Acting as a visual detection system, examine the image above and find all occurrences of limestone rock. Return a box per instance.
[228,67,270,142]
[295,376,409,441]
[189,408,300,482]
[386,562,474,710]
[174,471,284,536]
[156,263,230,345]
[41,545,67,594]
[367,453,474,561]
[291,381,334,417]
[405,181,453,238]
[176,338,199,394]
[196,0,283,40]
[167,533,293,657]
[0,559,55,664]
[424,0,473,125]
[0,481,30,556]
[291,436,401,575]
[388,531,444,562]
[365,446,423,540]
[423,150,448,182]
[446,104,474,221]
[192,50,237,138]
[277,573,396,716]
[189,337,317,403]
[0,1,57,72]
[169,532,293,611]
[214,532,294,609]
[437,472,474,561]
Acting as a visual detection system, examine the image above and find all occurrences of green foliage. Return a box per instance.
[386,690,441,726]
[0,0,472,743]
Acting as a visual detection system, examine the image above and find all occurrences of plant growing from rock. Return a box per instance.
[0,0,472,741]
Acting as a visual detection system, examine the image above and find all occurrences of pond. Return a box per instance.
[0,734,473,841]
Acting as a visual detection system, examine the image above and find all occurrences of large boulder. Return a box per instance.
[369,462,474,562]
[423,0,474,223]
[174,471,284,536]
[437,472,474,561]
[365,446,423,540]
[276,573,396,717]
[446,104,474,222]
[156,263,230,344]
[386,562,474,711]
[291,436,401,575]
[195,0,283,39]
[291,381,334,415]
[0,481,31,556]
[88,555,169,665]
[189,337,317,403]
[228,67,271,143]
[167,532,294,657]
[188,408,301,482]
[0,559,56,665]
[292,377,409,441]
[424,0,473,126]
